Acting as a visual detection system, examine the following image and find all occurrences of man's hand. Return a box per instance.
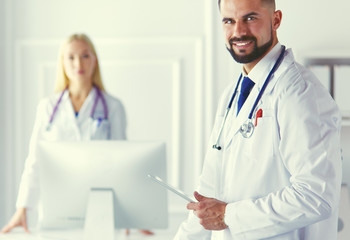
[187,191,228,231]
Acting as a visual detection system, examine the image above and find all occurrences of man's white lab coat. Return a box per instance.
[175,43,342,240]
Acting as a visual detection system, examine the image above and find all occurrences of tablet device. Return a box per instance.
[148,174,195,202]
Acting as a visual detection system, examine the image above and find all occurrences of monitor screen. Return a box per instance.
[36,140,168,230]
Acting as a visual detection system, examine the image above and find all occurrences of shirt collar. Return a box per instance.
[242,42,282,86]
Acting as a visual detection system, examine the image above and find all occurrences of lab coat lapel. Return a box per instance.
[223,44,285,148]
[61,91,77,123]
[77,88,96,121]
[224,84,259,147]
[63,92,83,139]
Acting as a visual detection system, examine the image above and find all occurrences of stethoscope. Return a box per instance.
[46,86,108,131]
[212,45,286,150]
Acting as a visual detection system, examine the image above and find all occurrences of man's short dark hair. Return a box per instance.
[218,0,276,11]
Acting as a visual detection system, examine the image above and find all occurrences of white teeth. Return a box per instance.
[236,42,250,46]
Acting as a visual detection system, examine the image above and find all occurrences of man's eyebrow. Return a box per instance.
[222,17,233,22]
[242,12,259,19]
[222,12,260,22]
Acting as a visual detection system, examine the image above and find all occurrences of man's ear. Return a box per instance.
[272,10,282,31]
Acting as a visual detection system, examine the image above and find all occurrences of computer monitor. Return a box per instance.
[36,140,168,231]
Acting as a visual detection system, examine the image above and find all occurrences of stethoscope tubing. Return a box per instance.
[48,88,66,125]
[96,87,108,120]
[47,86,108,129]
[213,45,286,150]
[248,45,286,120]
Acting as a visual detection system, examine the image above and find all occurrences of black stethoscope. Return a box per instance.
[212,45,286,150]
[46,86,108,131]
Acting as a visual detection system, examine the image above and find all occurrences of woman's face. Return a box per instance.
[63,40,97,86]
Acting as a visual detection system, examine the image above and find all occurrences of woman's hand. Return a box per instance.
[138,229,154,235]
[125,229,154,235]
[1,208,29,234]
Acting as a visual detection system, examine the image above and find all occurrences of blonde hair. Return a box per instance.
[54,33,105,92]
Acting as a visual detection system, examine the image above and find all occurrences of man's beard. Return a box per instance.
[226,32,273,64]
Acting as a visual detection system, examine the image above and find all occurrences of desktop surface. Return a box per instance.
[0,229,173,240]
[0,207,188,240]
[0,197,190,240]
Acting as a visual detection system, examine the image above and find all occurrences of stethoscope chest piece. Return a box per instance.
[239,120,254,138]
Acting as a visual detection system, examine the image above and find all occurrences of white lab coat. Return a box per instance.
[174,43,342,240]
[16,87,127,208]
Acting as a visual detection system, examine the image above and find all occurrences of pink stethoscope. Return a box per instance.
[46,86,108,131]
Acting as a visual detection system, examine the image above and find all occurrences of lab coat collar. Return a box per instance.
[246,42,282,89]
[62,87,97,127]
[63,87,96,118]
[59,89,76,120]
[76,87,97,120]
[56,89,81,139]
[224,43,284,148]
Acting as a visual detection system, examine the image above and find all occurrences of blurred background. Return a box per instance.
[0,0,349,236]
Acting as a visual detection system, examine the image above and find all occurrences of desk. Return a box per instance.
[0,229,174,240]
[0,210,187,240]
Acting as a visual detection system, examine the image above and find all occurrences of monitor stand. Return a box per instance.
[84,188,115,240]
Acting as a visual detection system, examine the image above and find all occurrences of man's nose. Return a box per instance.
[233,20,248,38]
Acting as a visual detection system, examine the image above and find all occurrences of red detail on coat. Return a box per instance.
[255,109,263,127]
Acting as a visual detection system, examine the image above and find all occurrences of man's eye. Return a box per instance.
[247,17,255,21]
[224,20,233,24]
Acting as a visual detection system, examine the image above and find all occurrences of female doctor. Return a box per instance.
[1,33,151,235]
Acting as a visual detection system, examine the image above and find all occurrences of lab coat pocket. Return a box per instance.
[89,118,110,140]
[244,108,275,161]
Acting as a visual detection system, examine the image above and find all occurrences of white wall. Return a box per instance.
[278,0,350,57]
[1,0,349,232]
[0,0,5,228]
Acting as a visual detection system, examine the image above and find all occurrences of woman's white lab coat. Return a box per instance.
[16,87,127,208]
[175,44,342,239]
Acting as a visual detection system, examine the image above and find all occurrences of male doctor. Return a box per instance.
[174,0,342,239]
